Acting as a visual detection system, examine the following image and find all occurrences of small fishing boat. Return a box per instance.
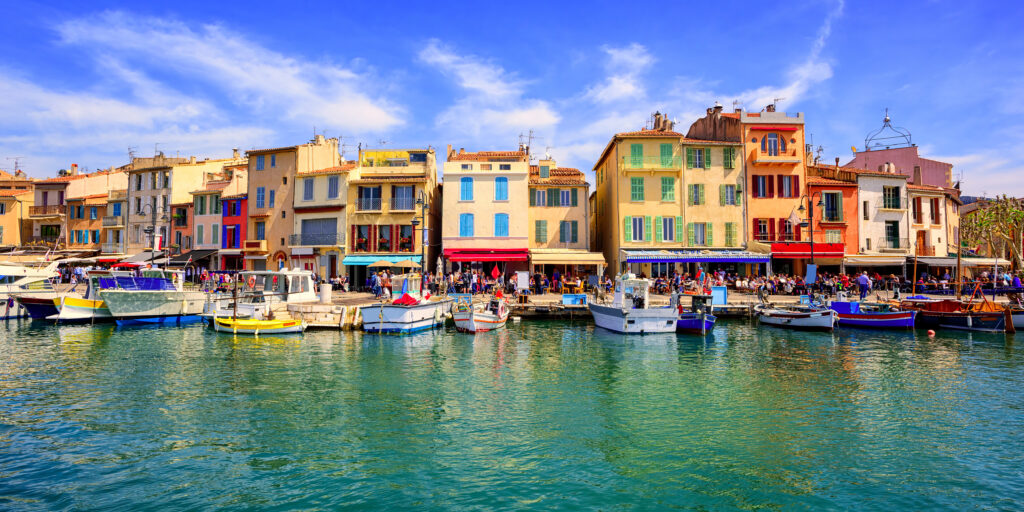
[671,292,716,334]
[756,305,838,331]
[901,297,1014,333]
[829,301,916,329]
[452,296,509,333]
[14,295,60,320]
[588,274,677,334]
[212,317,306,335]
[49,270,126,323]
[360,274,452,334]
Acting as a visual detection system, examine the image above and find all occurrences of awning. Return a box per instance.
[443,248,528,262]
[960,257,1012,267]
[291,247,314,256]
[748,125,800,131]
[342,254,423,266]
[844,255,906,266]
[169,249,218,265]
[915,256,958,266]
[529,249,606,266]
[623,250,770,263]
[771,243,845,259]
[124,251,165,263]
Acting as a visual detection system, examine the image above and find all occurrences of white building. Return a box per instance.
[855,166,910,256]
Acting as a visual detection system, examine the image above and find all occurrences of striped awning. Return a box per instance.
[622,250,770,264]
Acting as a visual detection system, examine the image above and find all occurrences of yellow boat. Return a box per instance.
[212,317,306,335]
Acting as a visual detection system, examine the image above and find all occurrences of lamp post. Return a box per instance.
[139,202,169,268]
[413,190,429,295]
[797,193,825,266]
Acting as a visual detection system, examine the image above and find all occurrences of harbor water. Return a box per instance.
[1,319,1022,510]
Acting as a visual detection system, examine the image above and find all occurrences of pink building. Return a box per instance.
[845,146,952,189]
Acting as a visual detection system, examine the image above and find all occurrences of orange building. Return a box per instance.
[806,164,860,263]
[65,194,107,252]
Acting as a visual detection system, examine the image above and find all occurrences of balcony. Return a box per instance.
[102,214,125,227]
[29,205,65,217]
[390,197,415,211]
[750,148,801,166]
[876,237,909,252]
[108,190,127,201]
[620,155,682,170]
[289,233,345,247]
[356,197,382,211]
[101,242,125,254]
[243,239,267,253]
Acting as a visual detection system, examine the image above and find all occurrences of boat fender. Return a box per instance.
[434,305,442,325]
[927,329,935,337]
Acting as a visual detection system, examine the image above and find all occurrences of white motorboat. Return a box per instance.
[202,268,319,321]
[452,296,509,333]
[50,270,126,323]
[756,305,838,331]
[588,274,677,334]
[0,260,60,319]
[99,269,206,326]
[360,274,452,334]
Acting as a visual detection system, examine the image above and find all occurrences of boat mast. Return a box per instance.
[956,242,962,301]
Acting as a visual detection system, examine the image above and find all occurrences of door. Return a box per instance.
[916,230,927,255]
[328,254,338,279]
[885,221,900,249]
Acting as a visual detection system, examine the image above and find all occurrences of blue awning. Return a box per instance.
[342,254,423,266]
[623,250,770,264]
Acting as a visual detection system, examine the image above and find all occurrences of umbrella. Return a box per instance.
[394,259,420,268]
[367,260,395,268]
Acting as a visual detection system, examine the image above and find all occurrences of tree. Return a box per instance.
[961,195,1024,269]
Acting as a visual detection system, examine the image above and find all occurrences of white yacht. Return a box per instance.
[588,274,677,334]
[99,269,206,326]
[203,268,319,321]
[0,260,60,319]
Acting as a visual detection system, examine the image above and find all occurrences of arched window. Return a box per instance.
[494,177,508,201]
[459,213,474,237]
[779,135,787,153]
[764,133,779,156]
[460,177,473,201]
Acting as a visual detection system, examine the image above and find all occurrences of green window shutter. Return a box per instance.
[623,216,631,241]
[698,184,705,205]
[529,188,536,206]
[838,193,844,221]
[553,188,561,207]
[705,147,712,168]
[687,185,693,206]
[571,188,578,206]
[686,147,694,169]
[630,144,643,167]
[687,223,695,245]
[535,220,546,243]
[706,222,713,246]
[654,216,662,243]
[547,189,555,207]
[644,216,652,242]
[719,184,726,206]
[675,216,683,242]
[660,143,673,167]
[571,221,578,243]
[735,181,743,206]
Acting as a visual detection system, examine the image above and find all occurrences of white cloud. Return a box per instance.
[584,43,653,103]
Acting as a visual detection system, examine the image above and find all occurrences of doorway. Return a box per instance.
[916,230,927,255]
[328,254,338,278]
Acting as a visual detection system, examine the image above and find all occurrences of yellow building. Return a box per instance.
[0,189,33,248]
[343,147,439,286]
[291,162,353,278]
[441,147,530,272]
[245,136,339,271]
[527,158,605,276]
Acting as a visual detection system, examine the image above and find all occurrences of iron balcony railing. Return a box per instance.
[621,155,682,170]
[289,233,345,246]
[877,237,909,250]
[357,197,382,211]
[29,205,65,216]
[102,214,125,227]
[101,242,124,254]
[390,197,415,211]
[882,197,902,209]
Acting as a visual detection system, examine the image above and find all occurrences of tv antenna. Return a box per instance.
[518,130,535,154]
[376,139,389,147]
[732,99,742,111]
[6,157,24,171]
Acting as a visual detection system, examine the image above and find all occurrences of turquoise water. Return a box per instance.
[0,319,1022,510]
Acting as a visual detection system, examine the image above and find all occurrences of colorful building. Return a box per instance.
[850,163,911,273]
[0,189,33,247]
[220,192,247,270]
[527,158,605,276]
[291,163,352,278]
[804,164,860,269]
[245,136,340,271]
[441,147,530,273]
[344,147,439,286]
[908,183,950,257]
[169,202,193,255]
[65,194,106,252]
[101,190,127,256]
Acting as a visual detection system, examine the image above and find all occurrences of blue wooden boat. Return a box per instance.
[672,293,716,334]
[829,301,916,329]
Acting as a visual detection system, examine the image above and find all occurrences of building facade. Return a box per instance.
[65,195,106,252]
[220,193,247,270]
[0,190,32,247]
[291,163,351,278]
[855,167,911,264]
[170,202,193,255]
[846,145,953,189]
[101,190,127,256]
[527,158,605,275]
[908,184,950,257]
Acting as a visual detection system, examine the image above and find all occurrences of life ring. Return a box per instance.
[247,275,256,288]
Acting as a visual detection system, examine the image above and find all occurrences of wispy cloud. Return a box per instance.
[584,43,654,103]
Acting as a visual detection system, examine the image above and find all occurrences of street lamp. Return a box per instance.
[138,203,169,268]
[413,191,429,295]
[797,194,825,265]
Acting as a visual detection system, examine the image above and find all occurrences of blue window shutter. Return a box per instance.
[269,190,275,208]
[461,177,473,200]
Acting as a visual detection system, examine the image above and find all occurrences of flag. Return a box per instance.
[491,264,501,280]
[788,209,802,227]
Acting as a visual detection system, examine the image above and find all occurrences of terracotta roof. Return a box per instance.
[614,128,684,138]
[907,184,944,191]
[0,189,31,197]
[722,112,740,119]
[807,177,856,187]
[190,182,229,195]
[37,169,119,184]
[297,163,356,176]
[448,150,527,162]
[67,193,110,201]
[680,137,742,146]
[249,212,271,218]
[529,166,588,186]
[221,192,247,199]
[247,145,297,156]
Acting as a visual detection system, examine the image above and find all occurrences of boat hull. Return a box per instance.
[213,317,305,335]
[758,309,837,331]
[453,310,509,333]
[835,311,916,329]
[100,289,207,325]
[14,295,59,320]
[52,297,113,323]
[676,313,716,334]
[1011,310,1024,330]
[0,295,28,319]
[360,299,450,334]
[916,310,1011,333]
[589,303,677,334]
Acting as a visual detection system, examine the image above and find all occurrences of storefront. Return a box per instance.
[770,243,844,277]
[442,248,528,277]
[343,254,424,291]
[621,250,771,277]
[528,249,606,280]
[219,249,244,271]
[843,255,907,277]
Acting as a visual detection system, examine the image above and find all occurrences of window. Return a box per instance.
[560,189,571,205]
[660,143,674,167]
[632,217,645,242]
[723,147,735,169]
[135,175,143,191]
[211,224,219,245]
[725,222,736,247]
[763,133,779,156]
[692,223,707,245]
[629,144,642,167]
[328,176,339,199]
[0,203,5,215]
[494,177,508,201]
[535,189,546,206]
[256,187,265,209]
[113,202,121,217]
[461,164,472,170]
[135,197,142,214]
[826,229,841,243]
[93,230,100,244]
[162,171,169,188]
[822,192,842,222]
[780,176,794,198]
[480,164,492,171]
[885,221,900,248]
[756,219,770,241]
[662,217,674,241]
[270,154,276,168]
[303,178,314,201]
[212,195,221,215]
[460,177,473,201]
[150,172,156,189]
[392,185,414,210]
[866,238,872,250]
[661,177,675,201]
[499,164,511,171]
[693,148,705,169]
[883,186,901,209]
[721,184,737,205]
[630,177,644,201]
[780,220,796,241]
[688,184,704,205]
[459,213,474,237]
[540,165,550,178]
[863,200,870,220]
[753,176,768,198]
[358,186,382,210]
[494,213,509,237]
[255,221,266,240]
[256,155,265,170]
[268,190,275,208]
[535,220,547,243]
[559,220,579,243]
[930,198,941,223]
[197,225,204,245]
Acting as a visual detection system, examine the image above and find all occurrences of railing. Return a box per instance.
[357,198,382,211]
[289,233,345,246]
[621,155,682,170]
[102,214,125,227]
[882,198,903,210]
[877,237,909,250]
[390,197,415,211]
[29,205,65,216]
[101,242,124,254]
[108,190,127,200]
[915,246,935,256]
[751,148,801,164]
[243,240,267,252]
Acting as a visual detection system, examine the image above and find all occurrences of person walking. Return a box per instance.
[857,271,871,301]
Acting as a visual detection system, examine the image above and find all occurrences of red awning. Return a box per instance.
[111,262,141,268]
[770,242,845,259]
[749,125,799,131]
[444,248,528,262]
[96,258,121,263]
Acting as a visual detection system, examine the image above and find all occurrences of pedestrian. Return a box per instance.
[857,271,871,300]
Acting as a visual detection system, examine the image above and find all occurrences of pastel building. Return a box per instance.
[0,189,32,247]
[291,163,352,278]
[852,163,911,271]
[527,158,605,276]
[804,164,860,265]
[908,183,950,257]
[170,202,193,256]
[187,162,247,270]
[101,190,127,256]
[220,192,247,270]
[441,147,530,272]
[65,194,106,251]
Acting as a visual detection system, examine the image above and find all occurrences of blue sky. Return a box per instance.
[1,0,1022,196]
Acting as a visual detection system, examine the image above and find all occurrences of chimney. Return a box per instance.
[446,144,453,159]
[459,148,465,155]
[70,163,78,175]
[189,156,197,164]
[835,157,840,170]
[232,148,240,159]
[315,134,325,144]
[653,111,663,131]
[713,102,723,115]
[913,165,922,184]
[765,103,776,113]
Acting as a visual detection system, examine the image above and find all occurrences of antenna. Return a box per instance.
[376,139,388,147]
[544,146,552,160]
[154,143,161,156]
[732,99,742,111]
[773,97,786,107]
[128,146,137,162]
[6,157,24,171]
[518,130,535,155]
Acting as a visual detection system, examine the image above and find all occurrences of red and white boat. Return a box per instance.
[756,305,837,331]
[453,297,509,333]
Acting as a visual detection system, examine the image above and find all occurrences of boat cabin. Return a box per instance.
[390,274,423,299]
[239,268,317,304]
[612,274,651,309]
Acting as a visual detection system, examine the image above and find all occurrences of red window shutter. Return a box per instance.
[753,218,760,240]
[769,218,776,241]
[411,222,416,252]
[777,176,784,198]
[370,225,377,252]
[914,197,922,223]
[767,176,775,198]
[793,176,800,198]
[795,218,802,241]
